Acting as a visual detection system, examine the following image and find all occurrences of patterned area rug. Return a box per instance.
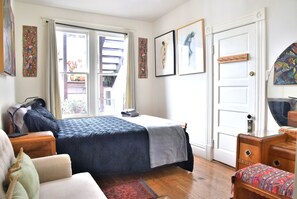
[101,179,159,199]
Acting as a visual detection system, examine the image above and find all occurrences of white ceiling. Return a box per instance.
[16,0,190,22]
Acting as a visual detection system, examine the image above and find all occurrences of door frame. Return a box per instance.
[205,8,267,161]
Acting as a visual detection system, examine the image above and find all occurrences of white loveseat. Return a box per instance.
[0,129,107,199]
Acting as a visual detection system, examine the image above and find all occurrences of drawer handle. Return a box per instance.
[245,149,252,157]
[273,160,280,167]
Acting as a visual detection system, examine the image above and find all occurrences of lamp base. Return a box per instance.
[8,132,28,138]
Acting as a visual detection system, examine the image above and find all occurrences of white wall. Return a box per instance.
[14,2,154,115]
[0,75,15,131]
[152,0,297,157]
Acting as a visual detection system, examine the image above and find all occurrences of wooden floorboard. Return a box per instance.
[96,156,235,199]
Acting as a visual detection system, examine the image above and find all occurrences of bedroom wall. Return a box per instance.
[0,76,15,131]
[14,2,154,115]
[152,0,297,157]
[0,0,16,132]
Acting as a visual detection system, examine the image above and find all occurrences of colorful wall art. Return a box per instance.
[23,26,37,77]
[138,37,148,78]
[1,0,16,76]
[274,42,297,85]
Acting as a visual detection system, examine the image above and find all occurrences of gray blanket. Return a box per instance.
[121,115,188,168]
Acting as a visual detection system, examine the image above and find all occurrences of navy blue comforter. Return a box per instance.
[56,116,193,177]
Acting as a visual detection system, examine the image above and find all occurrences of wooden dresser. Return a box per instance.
[236,130,296,172]
[9,131,56,158]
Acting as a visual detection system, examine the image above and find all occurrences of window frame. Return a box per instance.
[56,25,128,118]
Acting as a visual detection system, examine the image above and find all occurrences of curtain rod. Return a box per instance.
[47,21,128,35]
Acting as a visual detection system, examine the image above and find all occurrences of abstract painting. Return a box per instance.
[138,37,148,78]
[1,0,16,76]
[154,30,175,77]
[177,19,205,75]
[23,26,37,77]
[274,42,297,85]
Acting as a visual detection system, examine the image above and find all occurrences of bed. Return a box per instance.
[8,103,194,177]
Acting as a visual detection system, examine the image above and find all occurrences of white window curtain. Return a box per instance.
[124,32,136,109]
[46,19,62,119]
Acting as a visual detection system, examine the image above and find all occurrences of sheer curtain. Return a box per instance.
[124,32,136,109]
[46,19,62,119]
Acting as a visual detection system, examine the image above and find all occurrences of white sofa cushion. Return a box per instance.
[0,129,15,198]
[32,154,72,183]
[40,172,107,199]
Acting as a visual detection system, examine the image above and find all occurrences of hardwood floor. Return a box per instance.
[96,156,236,199]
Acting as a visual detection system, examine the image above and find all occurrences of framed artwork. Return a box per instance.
[0,0,16,76]
[154,30,175,77]
[23,26,37,77]
[177,19,205,75]
[273,42,297,85]
[138,37,148,78]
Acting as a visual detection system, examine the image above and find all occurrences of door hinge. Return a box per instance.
[212,45,215,55]
[212,139,215,147]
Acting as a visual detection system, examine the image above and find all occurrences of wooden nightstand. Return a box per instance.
[9,131,56,158]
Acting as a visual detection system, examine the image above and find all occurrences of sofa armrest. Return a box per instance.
[32,154,72,183]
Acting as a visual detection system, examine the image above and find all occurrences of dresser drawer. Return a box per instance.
[268,156,295,173]
[237,142,261,168]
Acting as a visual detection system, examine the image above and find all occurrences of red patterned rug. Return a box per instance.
[101,179,158,199]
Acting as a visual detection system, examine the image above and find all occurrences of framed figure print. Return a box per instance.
[154,30,175,77]
[177,19,205,75]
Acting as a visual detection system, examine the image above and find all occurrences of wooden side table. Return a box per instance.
[9,131,56,158]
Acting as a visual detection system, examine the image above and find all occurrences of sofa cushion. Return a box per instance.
[32,154,72,183]
[0,129,15,199]
[40,172,107,199]
[10,149,40,199]
[6,175,29,199]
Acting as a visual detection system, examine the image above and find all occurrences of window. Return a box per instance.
[56,26,128,118]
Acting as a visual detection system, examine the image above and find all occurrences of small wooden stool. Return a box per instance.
[232,163,294,199]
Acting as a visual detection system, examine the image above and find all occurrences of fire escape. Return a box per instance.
[98,36,125,112]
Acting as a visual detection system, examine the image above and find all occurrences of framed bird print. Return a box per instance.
[177,19,205,75]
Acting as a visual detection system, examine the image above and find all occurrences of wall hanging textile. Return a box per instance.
[23,25,37,77]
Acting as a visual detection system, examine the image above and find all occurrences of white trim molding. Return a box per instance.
[191,144,207,159]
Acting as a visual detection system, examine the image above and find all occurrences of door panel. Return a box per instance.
[220,62,248,79]
[219,87,248,104]
[219,34,249,56]
[213,24,256,167]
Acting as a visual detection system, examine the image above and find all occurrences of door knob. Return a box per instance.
[249,71,255,76]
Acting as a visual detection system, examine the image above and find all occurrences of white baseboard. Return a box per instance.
[191,144,207,159]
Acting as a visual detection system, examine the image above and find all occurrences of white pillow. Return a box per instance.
[7,105,31,133]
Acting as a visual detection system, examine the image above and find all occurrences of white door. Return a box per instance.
[213,24,256,167]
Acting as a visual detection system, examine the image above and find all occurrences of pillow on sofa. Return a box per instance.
[9,149,40,199]
[23,110,59,137]
[6,175,29,199]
